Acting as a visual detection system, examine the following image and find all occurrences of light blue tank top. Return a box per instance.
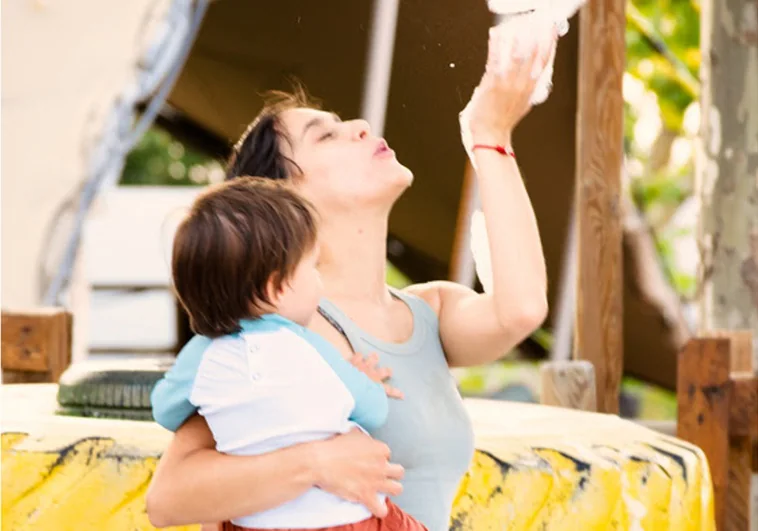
[318,288,475,531]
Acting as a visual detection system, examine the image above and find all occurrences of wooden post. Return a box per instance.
[1,308,73,383]
[726,373,757,531]
[573,0,626,414]
[677,337,731,530]
[709,330,753,374]
[539,360,597,411]
[710,330,757,531]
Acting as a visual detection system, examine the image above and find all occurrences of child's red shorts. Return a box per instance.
[220,500,428,531]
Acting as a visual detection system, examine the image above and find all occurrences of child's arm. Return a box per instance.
[151,335,212,431]
[307,333,389,431]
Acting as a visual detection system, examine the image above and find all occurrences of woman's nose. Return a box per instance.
[349,119,371,141]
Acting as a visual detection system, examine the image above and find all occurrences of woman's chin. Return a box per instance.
[387,172,413,204]
[394,164,414,187]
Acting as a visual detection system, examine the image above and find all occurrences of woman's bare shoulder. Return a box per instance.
[404,281,481,317]
[403,281,445,314]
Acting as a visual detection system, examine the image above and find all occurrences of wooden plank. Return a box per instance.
[728,373,758,439]
[713,330,756,530]
[677,337,731,531]
[710,329,753,373]
[710,330,758,528]
[1,308,72,383]
[726,372,757,531]
[573,0,626,414]
[539,360,597,411]
[718,330,758,474]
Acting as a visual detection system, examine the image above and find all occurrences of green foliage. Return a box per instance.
[631,168,690,211]
[626,0,700,131]
[120,127,222,186]
[454,360,677,420]
[625,0,700,300]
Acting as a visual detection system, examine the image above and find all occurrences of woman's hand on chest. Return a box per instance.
[310,310,404,399]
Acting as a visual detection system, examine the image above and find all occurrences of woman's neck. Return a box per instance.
[318,215,393,305]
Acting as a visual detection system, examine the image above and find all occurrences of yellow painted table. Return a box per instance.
[2,385,714,530]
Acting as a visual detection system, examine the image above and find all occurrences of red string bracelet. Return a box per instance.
[472,144,516,158]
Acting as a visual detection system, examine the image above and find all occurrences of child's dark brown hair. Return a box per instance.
[172,177,318,337]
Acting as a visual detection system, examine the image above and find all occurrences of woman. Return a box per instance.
[147,30,554,531]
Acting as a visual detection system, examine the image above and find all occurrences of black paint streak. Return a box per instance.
[533,448,591,473]
[647,444,688,484]
[628,454,672,479]
[478,449,514,476]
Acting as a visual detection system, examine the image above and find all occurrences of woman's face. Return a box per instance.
[278,108,413,214]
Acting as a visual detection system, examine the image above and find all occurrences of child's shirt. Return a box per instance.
[150,314,389,528]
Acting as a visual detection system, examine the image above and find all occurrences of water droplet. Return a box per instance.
[449,63,456,68]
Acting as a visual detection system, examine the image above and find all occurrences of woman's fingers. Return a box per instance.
[314,431,406,520]
[536,28,557,72]
[381,480,404,497]
[375,366,392,381]
[500,37,536,86]
[352,352,393,382]
[316,431,398,513]
[487,26,503,73]
[361,494,390,518]
[386,462,405,480]
[523,40,544,88]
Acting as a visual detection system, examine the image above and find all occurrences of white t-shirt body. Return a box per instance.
[187,315,388,529]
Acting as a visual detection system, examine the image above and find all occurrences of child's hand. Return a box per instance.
[350,353,405,399]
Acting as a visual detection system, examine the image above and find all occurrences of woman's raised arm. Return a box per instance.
[406,27,555,368]
[146,415,404,527]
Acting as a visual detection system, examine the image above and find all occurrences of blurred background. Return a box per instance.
[2,0,702,421]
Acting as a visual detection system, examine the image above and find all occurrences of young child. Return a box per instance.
[154,177,426,531]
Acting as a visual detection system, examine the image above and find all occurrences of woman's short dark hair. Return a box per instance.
[226,87,320,182]
[172,176,318,338]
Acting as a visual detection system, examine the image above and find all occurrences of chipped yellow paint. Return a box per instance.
[450,439,715,530]
[2,436,197,531]
[3,385,715,530]
[2,432,28,452]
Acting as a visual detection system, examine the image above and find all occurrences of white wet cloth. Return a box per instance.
[488,0,587,104]
[461,0,585,293]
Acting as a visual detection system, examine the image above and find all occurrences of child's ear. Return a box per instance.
[265,273,285,302]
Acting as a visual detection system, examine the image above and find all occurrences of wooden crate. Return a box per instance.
[2,308,72,383]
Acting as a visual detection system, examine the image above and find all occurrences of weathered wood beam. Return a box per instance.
[573,0,626,414]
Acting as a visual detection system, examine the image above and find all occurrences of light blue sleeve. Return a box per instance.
[305,331,389,431]
[150,335,213,432]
